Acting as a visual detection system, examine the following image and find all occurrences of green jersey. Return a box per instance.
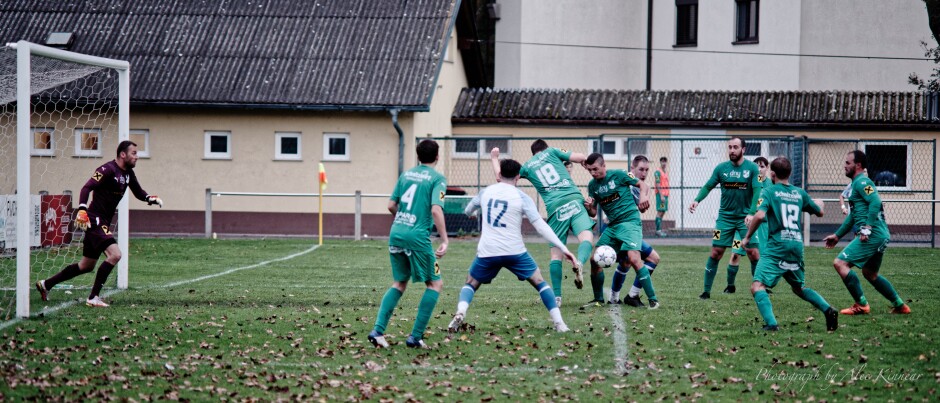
[588,169,641,225]
[695,160,761,219]
[835,173,889,239]
[389,165,447,250]
[520,147,581,209]
[757,183,821,262]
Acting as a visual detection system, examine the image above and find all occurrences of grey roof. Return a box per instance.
[0,0,459,110]
[452,88,940,128]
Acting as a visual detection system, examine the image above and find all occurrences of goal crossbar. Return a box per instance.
[10,40,130,318]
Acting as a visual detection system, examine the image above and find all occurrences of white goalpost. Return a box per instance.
[2,41,129,319]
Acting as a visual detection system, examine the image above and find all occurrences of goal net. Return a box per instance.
[0,41,129,320]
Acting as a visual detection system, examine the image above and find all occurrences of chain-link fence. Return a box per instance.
[431,136,936,246]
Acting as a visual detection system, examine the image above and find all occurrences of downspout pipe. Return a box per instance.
[646,0,653,91]
[390,108,404,176]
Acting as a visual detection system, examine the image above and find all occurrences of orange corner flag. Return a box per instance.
[318,163,328,191]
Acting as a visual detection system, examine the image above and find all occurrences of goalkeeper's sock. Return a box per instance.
[754,290,777,327]
[842,271,868,306]
[591,271,605,301]
[549,260,563,297]
[577,241,593,268]
[727,264,739,286]
[867,275,902,307]
[793,286,832,312]
[88,262,114,299]
[637,266,657,302]
[655,217,662,232]
[373,287,403,334]
[410,288,440,340]
[703,257,719,293]
[629,262,656,298]
[456,283,476,316]
[45,263,84,289]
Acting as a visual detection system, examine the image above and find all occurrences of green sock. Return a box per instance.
[704,257,719,293]
[754,290,777,327]
[411,289,440,340]
[842,271,868,306]
[637,267,657,301]
[868,275,903,307]
[591,271,605,301]
[655,217,662,231]
[549,260,563,297]
[794,287,831,312]
[577,241,593,268]
[373,287,403,334]
[727,264,739,286]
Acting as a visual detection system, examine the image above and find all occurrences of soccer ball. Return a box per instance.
[593,245,617,268]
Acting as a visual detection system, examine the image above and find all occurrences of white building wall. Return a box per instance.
[492,0,934,91]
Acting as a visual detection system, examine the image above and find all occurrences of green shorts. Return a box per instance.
[753,255,805,289]
[596,221,643,252]
[388,245,441,283]
[712,216,759,255]
[656,194,669,212]
[547,199,596,244]
[838,235,889,270]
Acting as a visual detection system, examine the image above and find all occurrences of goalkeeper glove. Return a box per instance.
[147,195,163,208]
[74,206,90,231]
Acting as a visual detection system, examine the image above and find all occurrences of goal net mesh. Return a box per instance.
[0,46,122,320]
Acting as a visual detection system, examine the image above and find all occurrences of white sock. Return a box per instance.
[610,290,620,302]
[549,307,564,323]
[456,301,468,316]
[628,286,642,298]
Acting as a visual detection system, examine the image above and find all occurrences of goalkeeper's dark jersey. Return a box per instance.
[80,160,149,224]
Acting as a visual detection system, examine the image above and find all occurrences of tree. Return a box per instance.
[910,0,940,91]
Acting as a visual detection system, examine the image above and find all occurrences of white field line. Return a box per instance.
[606,289,629,374]
[0,244,320,331]
[124,360,622,376]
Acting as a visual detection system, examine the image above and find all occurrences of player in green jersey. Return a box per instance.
[583,153,660,309]
[823,150,911,315]
[491,140,594,307]
[368,140,450,349]
[689,137,761,300]
[741,157,838,332]
[724,156,770,294]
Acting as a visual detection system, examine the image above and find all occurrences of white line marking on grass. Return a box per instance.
[606,289,629,374]
[0,244,321,331]
[158,244,320,289]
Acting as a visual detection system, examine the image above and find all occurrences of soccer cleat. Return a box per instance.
[762,324,779,331]
[405,335,429,349]
[554,322,570,332]
[580,299,605,309]
[699,292,711,300]
[825,308,839,331]
[722,285,736,294]
[839,303,871,315]
[622,295,645,308]
[35,280,48,302]
[607,298,622,305]
[889,304,911,314]
[647,300,660,310]
[656,230,667,238]
[368,330,389,348]
[448,313,465,333]
[85,296,109,308]
[572,266,584,289]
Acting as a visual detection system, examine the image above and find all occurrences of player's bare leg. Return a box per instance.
[701,246,726,299]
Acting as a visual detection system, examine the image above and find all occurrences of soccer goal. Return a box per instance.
[0,41,129,319]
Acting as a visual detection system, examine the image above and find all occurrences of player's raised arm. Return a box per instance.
[566,151,587,164]
[490,147,502,181]
[805,194,825,218]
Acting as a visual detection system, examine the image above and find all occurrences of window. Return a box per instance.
[675,0,698,46]
[453,137,510,158]
[768,141,789,159]
[204,131,231,159]
[323,133,350,161]
[589,136,648,161]
[31,127,54,156]
[275,132,302,161]
[734,0,759,43]
[862,142,911,190]
[130,129,150,158]
[74,128,102,157]
[743,142,762,157]
[592,140,616,155]
[624,139,649,160]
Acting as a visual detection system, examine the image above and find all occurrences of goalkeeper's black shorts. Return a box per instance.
[82,217,117,259]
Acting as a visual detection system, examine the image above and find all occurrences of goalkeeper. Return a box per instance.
[35,141,162,308]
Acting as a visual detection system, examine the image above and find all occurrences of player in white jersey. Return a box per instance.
[448,159,580,334]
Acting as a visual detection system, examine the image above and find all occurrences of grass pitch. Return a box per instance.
[1,238,938,401]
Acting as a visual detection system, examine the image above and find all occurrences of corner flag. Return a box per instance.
[318,163,328,191]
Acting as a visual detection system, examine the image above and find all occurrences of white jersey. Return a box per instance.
[466,182,566,258]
